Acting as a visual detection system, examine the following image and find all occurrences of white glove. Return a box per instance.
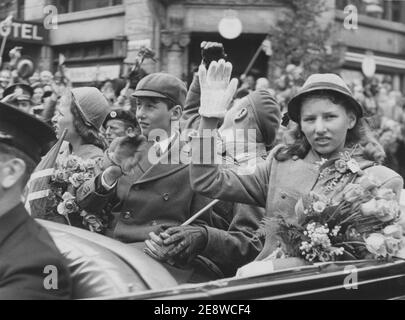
[198,59,238,119]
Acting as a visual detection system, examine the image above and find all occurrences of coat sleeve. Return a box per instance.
[190,135,274,208]
[180,73,202,132]
[76,174,118,213]
[201,203,265,277]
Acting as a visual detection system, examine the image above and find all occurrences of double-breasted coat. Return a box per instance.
[0,203,72,299]
[77,133,213,243]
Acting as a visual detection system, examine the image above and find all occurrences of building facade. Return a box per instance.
[1,0,405,90]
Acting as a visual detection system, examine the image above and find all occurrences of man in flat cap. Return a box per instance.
[77,73,214,253]
[146,42,281,277]
[1,83,33,114]
[0,102,72,299]
[103,108,140,146]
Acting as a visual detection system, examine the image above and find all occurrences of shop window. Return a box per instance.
[56,41,117,61]
[54,0,122,13]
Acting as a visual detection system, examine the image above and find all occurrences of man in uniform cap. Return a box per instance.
[0,102,72,299]
[102,108,140,145]
[2,83,33,114]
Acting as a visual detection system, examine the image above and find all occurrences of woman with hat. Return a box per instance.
[189,60,403,273]
[52,87,110,160]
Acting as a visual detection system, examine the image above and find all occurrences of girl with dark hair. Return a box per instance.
[190,66,403,274]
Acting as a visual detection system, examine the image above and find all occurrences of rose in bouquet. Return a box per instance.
[261,173,404,263]
[45,155,110,233]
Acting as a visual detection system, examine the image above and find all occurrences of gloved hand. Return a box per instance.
[144,231,171,262]
[198,59,238,119]
[102,135,147,181]
[201,41,227,69]
[159,225,208,265]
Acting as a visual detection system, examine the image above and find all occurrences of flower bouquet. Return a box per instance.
[44,155,111,233]
[260,174,405,263]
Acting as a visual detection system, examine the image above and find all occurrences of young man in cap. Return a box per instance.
[0,102,72,299]
[1,83,33,114]
[103,108,140,146]
[77,73,214,247]
[146,43,282,277]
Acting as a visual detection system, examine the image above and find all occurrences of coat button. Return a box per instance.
[281,193,287,199]
[122,211,131,219]
[163,193,169,201]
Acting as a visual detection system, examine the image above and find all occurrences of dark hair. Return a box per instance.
[70,102,107,151]
[0,142,36,187]
[135,96,177,110]
[275,90,385,163]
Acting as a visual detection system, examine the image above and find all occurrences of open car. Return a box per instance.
[38,219,405,300]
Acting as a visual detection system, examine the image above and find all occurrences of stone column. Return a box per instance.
[161,30,190,79]
[124,0,155,74]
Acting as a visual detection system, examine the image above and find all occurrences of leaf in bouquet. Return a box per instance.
[256,216,305,257]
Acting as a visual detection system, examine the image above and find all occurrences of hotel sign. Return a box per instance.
[4,20,48,44]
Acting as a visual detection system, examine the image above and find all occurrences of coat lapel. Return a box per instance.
[135,133,188,184]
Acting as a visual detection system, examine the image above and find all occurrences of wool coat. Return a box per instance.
[190,137,404,260]
[77,133,213,243]
[0,203,72,299]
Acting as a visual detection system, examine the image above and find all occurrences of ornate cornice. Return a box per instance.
[161,30,190,48]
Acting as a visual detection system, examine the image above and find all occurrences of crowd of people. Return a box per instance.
[1,41,405,299]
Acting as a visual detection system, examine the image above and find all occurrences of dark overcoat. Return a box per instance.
[0,203,72,299]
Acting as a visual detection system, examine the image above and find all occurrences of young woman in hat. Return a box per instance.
[189,60,403,273]
[52,87,110,160]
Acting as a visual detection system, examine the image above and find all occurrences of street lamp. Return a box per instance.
[218,10,242,40]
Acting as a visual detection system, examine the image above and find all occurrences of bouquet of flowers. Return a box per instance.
[260,169,405,263]
[44,155,110,233]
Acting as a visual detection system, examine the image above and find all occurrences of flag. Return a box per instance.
[25,129,67,216]
[261,37,272,57]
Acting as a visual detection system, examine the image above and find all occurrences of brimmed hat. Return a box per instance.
[287,73,363,123]
[71,87,110,131]
[132,73,187,107]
